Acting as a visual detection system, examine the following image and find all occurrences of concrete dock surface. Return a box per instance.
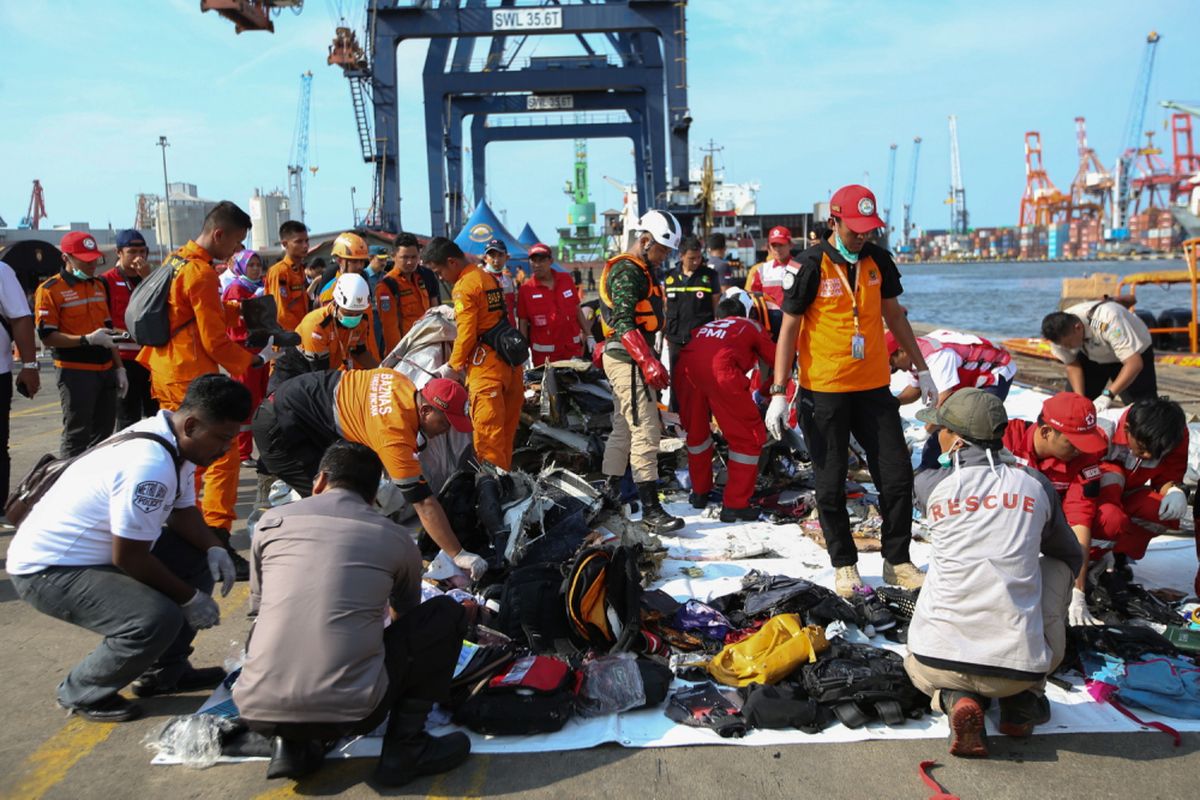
[2,376,1198,800]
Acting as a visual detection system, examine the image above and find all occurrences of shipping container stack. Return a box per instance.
[1132,208,1179,253]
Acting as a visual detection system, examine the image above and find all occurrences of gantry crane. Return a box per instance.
[1113,31,1161,233]
[947,115,968,235]
[1068,116,1113,222]
[18,180,47,230]
[1019,131,1070,227]
[200,0,303,34]
[287,71,316,224]
[882,143,897,249]
[901,137,922,249]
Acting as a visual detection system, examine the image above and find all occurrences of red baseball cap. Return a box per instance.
[60,231,104,263]
[768,226,791,245]
[528,243,552,258]
[830,184,885,234]
[885,331,901,356]
[422,378,473,433]
[1040,392,1108,454]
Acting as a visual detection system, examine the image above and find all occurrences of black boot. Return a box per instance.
[475,473,507,570]
[212,526,251,582]
[637,482,684,535]
[266,737,326,780]
[374,700,471,787]
[241,295,301,348]
[688,492,709,510]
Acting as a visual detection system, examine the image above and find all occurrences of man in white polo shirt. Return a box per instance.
[1041,300,1155,410]
[7,374,249,721]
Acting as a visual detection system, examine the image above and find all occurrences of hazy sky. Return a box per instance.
[1,0,1197,241]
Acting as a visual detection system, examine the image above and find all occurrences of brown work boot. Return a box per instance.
[834,565,865,598]
[883,560,926,590]
[998,691,1051,737]
[943,691,989,758]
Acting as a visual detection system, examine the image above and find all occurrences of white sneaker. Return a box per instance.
[835,564,865,598]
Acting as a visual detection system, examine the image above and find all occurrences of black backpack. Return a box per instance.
[5,431,183,526]
[125,252,191,346]
[495,563,573,653]
[799,642,927,728]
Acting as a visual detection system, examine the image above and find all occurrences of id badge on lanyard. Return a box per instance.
[834,263,866,360]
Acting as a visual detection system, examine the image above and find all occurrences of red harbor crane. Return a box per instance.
[18,180,47,230]
[1019,131,1069,226]
[200,0,304,34]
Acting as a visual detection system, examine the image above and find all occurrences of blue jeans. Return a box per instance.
[10,528,213,707]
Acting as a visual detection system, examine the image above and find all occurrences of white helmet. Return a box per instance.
[332,272,371,313]
[637,209,682,250]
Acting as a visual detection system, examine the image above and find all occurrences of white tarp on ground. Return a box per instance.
[155,384,1200,764]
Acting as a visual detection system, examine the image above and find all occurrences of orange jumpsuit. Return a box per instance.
[137,240,254,531]
[375,268,433,355]
[263,255,309,330]
[295,302,379,370]
[449,263,523,470]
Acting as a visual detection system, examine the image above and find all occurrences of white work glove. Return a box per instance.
[435,362,463,382]
[206,546,237,597]
[84,328,116,348]
[257,336,283,364]
[1068,587,1102,627]
[765,394,790,440]
[181,589,221,630]
[1159,486,1188,521]
[1093,393,1114,412]
[114,367,129,399]
[916,370,938,407]
[452,549,488,581]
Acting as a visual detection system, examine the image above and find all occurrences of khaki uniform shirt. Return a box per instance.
[1050,300,1152,365]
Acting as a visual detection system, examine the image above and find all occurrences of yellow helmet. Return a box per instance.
[331,232,369,260]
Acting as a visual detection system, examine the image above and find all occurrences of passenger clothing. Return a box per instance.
[798,386,914,567]
[6,410,193,575]
[663,265,719,347]
[905,557,1073,704]
[677,318,776,508]
[1050,300,1152,366]
[35,269,114,371]
[11,527,213,708]
[263,256,310,331]
[909,448,1083,680]
[234,488,424,725]
[517,271,583,365]
[1003,418,1103,529]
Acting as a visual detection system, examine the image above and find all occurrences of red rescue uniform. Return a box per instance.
[676,317,776,509]
[1002,418,1102,529]
[517,271,583,365]
[1093,409,1190,559]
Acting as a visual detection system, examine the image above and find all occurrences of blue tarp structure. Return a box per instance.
[454,200,528,261]
[517,223,541,248]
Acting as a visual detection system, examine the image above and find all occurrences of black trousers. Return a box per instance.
[115,359,159,431]
[251,399,322,498]
[1080,346,1158,403]
[1,372,11,508]
[244,596,467,741]
[57,367,117,458]
[798,386,914,568]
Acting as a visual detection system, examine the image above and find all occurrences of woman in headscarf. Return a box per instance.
[222,249,268,465]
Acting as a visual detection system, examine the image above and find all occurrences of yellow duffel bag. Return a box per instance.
[708,614,829,687]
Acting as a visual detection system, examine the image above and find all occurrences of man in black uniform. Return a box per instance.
[664,236,719,410]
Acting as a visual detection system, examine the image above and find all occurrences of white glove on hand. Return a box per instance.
[115,367,129,400]
[1093,393,1114,412]
[452,549,488,580]
[917,370,938,407]
[181,589,221,630]
[84,328,116,348]
[257,336,283,364]
[435,362,463,382]
[1159,486,1188,521]
[765,394,790,440]
[1068,586,1102,627]
[206,546,237,597]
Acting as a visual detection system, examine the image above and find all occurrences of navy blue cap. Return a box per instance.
[485,238,507,254]
[116,229,146,249]
[369,245,389,256]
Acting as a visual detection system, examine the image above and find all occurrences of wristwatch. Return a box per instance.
[1101,388,1114,398]
[21,362,38,370]
[768,383,787,396]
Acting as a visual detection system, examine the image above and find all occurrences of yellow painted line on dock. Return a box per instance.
[5,717,116,800]
[9,401,59,419]
[247,760,363,799]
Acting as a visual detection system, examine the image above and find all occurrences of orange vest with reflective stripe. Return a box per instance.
[797,252,888,392]
[598,254,663,340]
